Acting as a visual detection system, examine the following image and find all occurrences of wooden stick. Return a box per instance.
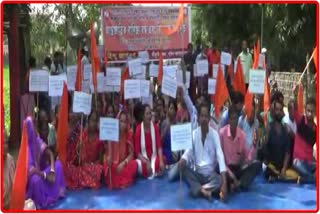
[179,151,183,202]
[78,113,83,166]
[36,92,39,121]
[298,50,315,84]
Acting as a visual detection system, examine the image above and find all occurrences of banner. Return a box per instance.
[102,6,190,61]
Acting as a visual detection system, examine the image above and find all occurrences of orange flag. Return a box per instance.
[297,83,304,115]
[313,46,318,72]
[75,49,82,91]
[10,123,28,210]
[121,67,129,96]
[244,90,254,119]
[252,39,260,69]
[56,82,69,167]
[227,58,234,82]
[233,58,246,96]
[157,51,164,86]
[161,4,184,36]
[90,22,100,93]
[214,64,229,118]
[263,77,270,126]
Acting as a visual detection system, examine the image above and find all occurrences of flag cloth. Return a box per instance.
[90,22,100,93]
[161,4,184,36]
[121,67,129,96]
[214,64,229,118]
[157,51,164,86]
[233,58,246,96]
[252,39,260,69]
[10,123,28,210]
[75,49,82,91]
[263,77,270,127]
[56,82,69,167]
[244,90,254,119]
[297,83,304,115]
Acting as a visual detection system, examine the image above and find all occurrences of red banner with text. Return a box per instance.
[101,6,190,61]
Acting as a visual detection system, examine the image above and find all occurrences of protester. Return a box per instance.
[105,111,138,189]
[178,104,227,201]
[134,104,166,178]
[237,40,253,89]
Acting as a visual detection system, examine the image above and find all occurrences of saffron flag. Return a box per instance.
[214,65,229,118]
[161,4,184,36]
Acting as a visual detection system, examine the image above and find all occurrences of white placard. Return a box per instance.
[170,123,192,152]
[161,75,177,98]
[72,91,92,115]
[133,66,146,80]
[105,85,120,92]
[208,78,216,95]
[106,67,121,86]
[138,51,149,64]
[220,52,232,66]
[83,64,92,80]
[67,66,77,91]
[196,60,209,76]
[140,80,150,98]
[81,80,91,94]
[163,65,178,78]
[258,54,265,68]
[29,70,49,92]
[97,73,105,93]
[249,69,266,94]
[128,58,143,76]
[149,63,159,77]
[49,75,67,97]
[212,64,225,79]
[99,118,119,142]
[124,79,141,99]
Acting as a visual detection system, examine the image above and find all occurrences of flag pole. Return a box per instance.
[297,50,315,85]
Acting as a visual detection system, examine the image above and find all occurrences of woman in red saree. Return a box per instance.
[104,111,137,189]
[134,104,166,179]
[64,111,104,190]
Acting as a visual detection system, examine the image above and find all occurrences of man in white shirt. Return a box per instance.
[283,99,297,135]
[237,40,253,88]
[178,104,228,201]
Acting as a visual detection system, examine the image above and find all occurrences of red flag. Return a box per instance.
[297,83,304,115]
[121,67,129,96]
[214,64,229,118]
[233,58,246,96]
[10,123,28,210]
[313,46,318,72]
[244,90,254,119]
[161,4,184,36]
[263,77,270,126]
[90,22,100,93]
[56,82,69,167]
[227,58,234,82]
[157,51,164,86]
[75,49,82,91]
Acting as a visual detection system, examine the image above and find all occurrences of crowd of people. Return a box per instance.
[3,41,316,210]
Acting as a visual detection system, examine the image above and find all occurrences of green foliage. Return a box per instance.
[191,4,316,71]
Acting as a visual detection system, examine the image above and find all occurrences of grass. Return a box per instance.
[3,64,10,134]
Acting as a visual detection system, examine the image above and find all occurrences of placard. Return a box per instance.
[140,80,150,98]
[128,58,143,76]
[72,91,92,115]
[249,69,266,94]
[163,65,178,78]
[29,70,49,92]
[196,60,209,76]
[97,73,106,93]
[220,52,232,66]
[133,65,146,80]
[149,63,159,77]
[212,64,225,79]
[170,123,192,152]
[208,78,217,95]
[106,67,121,86]
[105,85,121,92]
[124,79,141,99]
[138,51,149,64]
[99,117,119,142]
[81,80,91,94]
[176,70,190,89]
[258,54,265,69]
[49,75,67,97]
[67,66,77,91]
[161,75,177,98]
[83,64,92,80]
